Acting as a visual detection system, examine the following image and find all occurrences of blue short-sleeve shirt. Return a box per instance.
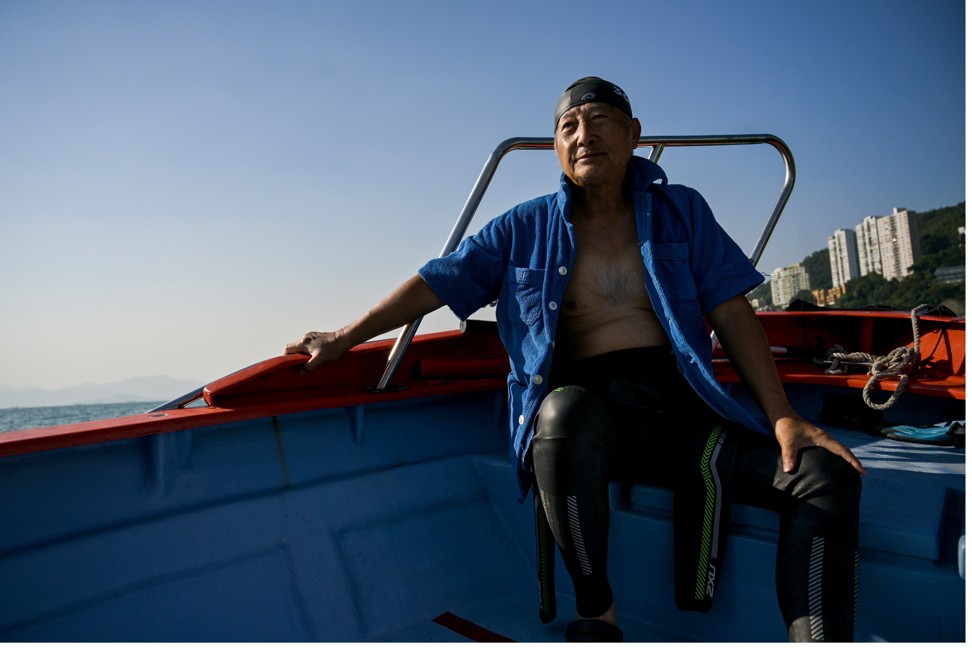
[420,156,769,498]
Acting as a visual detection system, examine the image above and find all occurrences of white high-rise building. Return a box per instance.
[855,216,882,277]
[827,228,860,287]
[878,207,920,280]
[771,263,810,307]
[854,208,920,281]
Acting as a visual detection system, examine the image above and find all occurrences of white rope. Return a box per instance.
[823,304,929,411]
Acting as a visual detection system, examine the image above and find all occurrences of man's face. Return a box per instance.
[554,102,640,189]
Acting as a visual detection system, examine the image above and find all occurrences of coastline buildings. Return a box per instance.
[768,207,924,309]
[827,207,920,289]
[764,204,952,311]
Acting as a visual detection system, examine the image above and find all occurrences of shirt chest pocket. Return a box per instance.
[509,266,544,326]
[653,242,698,302]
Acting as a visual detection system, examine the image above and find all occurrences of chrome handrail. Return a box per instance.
[375,134,795,390]
[148,387,205,412]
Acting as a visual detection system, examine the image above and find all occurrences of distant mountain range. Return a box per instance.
[0,376,203,409]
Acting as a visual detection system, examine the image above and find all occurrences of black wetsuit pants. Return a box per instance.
[530,347,861,641]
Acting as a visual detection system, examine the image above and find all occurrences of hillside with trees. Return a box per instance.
[802,248,832,291]
[748,202,965,314]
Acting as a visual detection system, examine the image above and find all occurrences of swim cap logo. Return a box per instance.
[613,86,629,102]
[580,92,597,101]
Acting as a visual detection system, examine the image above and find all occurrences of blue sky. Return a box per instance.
[0,0,965,390]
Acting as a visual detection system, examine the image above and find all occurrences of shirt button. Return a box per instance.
[558,266,567,275]
[533,375,543,385]
[518,415,525,425]
[548,301,558,310]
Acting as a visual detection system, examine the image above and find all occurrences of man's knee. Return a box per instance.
[792,447,862,505]
[532,386,613,487]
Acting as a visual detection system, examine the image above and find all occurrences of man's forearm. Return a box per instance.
[336,274,446,351]
[707,294,867,474]
[707,295,797,425]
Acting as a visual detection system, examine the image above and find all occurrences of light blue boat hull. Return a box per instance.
[0,382,963,641]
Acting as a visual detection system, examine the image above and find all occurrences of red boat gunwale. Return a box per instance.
[0,331,509,459]
[1,310,963,459]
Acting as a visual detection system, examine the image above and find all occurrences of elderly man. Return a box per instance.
[286,77,863,642]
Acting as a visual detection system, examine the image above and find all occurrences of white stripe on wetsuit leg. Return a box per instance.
[567,495,592,576]
[808,536,825,640]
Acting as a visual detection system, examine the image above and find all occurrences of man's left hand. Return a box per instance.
[775,416,866,476]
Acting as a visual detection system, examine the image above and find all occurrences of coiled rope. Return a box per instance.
[823,304,929,410]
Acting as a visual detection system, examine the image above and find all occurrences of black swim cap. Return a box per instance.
[554,76,632,128]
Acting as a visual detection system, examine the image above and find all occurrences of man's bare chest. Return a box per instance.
[563,236,651,312]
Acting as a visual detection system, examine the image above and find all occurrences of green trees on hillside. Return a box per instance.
[836,272,963,311]
[802,249,833,291]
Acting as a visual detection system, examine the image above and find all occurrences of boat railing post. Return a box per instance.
[375,137,552,391]
[746,135,796,265]
[374,135,795,390]
[148,387,205,412]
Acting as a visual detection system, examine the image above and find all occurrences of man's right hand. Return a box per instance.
[283,274,446,374]
[284,330,349,371]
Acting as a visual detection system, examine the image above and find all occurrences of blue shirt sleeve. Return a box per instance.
[418,213,511,322]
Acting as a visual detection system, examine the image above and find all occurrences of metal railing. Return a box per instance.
[375,134,795,390]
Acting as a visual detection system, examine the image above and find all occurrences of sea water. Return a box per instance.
[0,402,160,433]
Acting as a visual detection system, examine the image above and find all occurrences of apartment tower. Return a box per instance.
[771,263,810,307]
[827,228,860,287]
[855,208,920,281]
